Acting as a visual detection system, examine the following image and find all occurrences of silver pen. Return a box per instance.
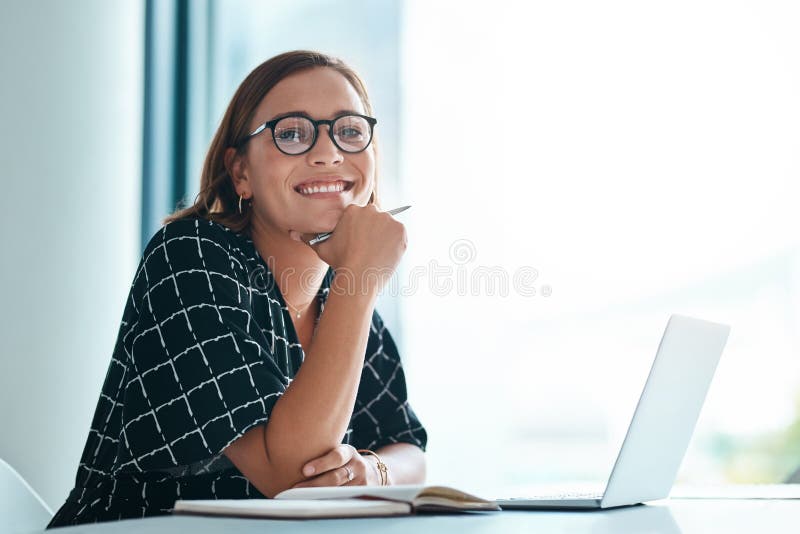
[307,205,411,245]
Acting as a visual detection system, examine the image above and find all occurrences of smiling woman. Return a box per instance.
[46,50,427,528]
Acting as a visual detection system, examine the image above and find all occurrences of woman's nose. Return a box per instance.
[306,125,343,166]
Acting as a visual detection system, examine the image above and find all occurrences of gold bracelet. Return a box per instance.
[357,449,388,485]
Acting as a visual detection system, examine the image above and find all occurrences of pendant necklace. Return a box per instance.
[286,296,317,319]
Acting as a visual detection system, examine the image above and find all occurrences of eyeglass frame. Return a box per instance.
[235,112,378,155]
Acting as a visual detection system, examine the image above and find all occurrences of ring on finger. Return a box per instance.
[344,465,354,482]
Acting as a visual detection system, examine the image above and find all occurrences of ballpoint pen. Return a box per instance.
[307,205,411,245]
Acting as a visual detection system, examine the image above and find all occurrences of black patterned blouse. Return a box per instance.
[47,217,427,528]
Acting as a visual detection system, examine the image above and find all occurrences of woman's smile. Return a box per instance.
[293,174,357,199]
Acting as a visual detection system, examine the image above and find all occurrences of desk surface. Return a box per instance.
[34,499,799,534]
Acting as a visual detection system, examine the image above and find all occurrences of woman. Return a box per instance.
[47,50,427,528]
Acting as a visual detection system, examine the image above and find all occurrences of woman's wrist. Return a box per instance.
[363,455,382,485]
[358,449,389,485]
[331,269,384,302]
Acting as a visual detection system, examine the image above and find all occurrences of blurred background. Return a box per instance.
[1,0,798,510]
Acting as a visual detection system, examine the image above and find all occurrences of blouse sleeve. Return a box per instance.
[113,218,287,474]
[349,312,428,452]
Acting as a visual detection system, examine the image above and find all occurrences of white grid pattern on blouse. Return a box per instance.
[114,221,285,473]
[353,322,427,449]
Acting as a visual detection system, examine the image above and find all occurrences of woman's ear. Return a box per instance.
[224,147,250,197]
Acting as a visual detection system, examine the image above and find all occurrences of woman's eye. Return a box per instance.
[277,129,302,141]
[338,127,363,139]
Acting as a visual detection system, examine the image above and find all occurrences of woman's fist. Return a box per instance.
[292,204,407,294]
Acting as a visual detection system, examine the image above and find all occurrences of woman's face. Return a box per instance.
[238,67,375,236]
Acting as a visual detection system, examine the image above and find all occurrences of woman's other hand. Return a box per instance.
[291,444,381,488]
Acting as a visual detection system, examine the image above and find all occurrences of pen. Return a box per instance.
[307,205,411,245]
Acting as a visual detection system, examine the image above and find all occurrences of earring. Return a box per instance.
[239,194,244,214]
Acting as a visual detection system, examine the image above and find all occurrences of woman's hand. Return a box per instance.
[292,444,381,488]
[289,204,407,292]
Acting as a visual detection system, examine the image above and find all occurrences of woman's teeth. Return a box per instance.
[297,181,349,195]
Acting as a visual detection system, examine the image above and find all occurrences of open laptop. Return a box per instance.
[497,314,730,510]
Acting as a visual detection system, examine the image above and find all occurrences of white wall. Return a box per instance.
[0,0,143,510]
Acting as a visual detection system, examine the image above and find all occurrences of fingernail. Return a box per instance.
[289,231,302,242]
[303,465,315,476]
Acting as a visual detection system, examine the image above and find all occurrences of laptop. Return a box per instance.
[497,314,730,510]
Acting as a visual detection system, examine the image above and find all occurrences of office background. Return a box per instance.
[1,0,798,510]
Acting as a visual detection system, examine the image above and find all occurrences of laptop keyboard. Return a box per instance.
[503,491,603,501]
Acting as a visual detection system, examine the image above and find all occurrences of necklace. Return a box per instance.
[285,295,317,319]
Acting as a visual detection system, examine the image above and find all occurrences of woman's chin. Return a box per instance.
[287,224,334,237]
[285,209,345,236]
[310,217,341,234]
[308,228,335,236]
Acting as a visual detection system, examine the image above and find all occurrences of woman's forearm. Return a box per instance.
[224,274,379,497]
[374,442,426,485]
[266,282,377,465]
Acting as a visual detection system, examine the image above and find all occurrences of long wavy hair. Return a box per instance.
[164,50,379,233]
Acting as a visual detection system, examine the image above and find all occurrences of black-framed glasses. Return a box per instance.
[237,113,377,155]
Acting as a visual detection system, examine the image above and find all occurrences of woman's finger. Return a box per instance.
[294,461,360,488]
[302,444,354,477]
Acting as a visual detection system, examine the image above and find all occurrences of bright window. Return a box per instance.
[399,0,800,490]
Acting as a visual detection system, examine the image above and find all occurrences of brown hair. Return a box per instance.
[164,50,379,233]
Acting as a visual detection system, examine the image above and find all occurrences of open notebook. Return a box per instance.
[173,485,500,519]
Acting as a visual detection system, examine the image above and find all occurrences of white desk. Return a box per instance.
[33,499,800,533]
